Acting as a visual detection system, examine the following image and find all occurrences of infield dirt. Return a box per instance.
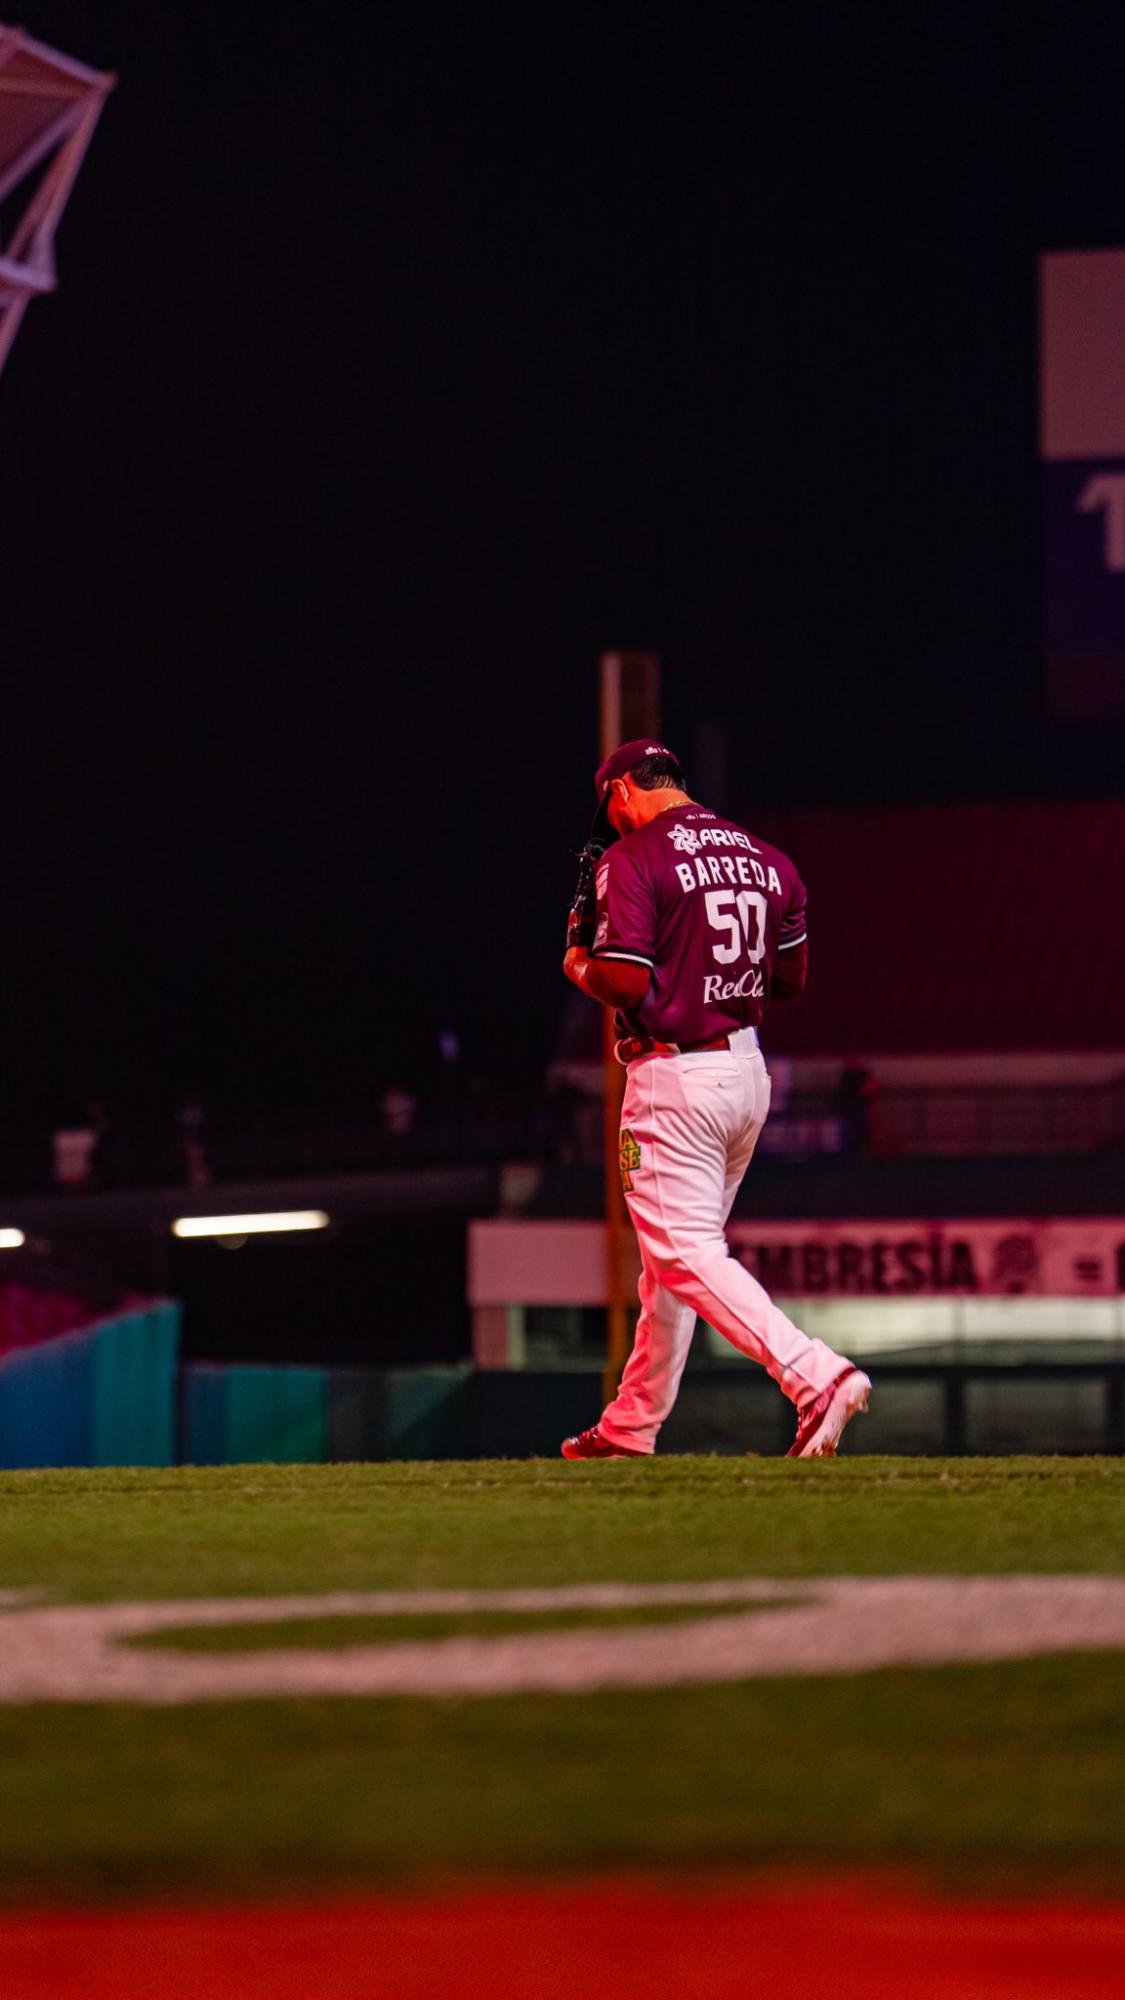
[3,1882,1124,2000]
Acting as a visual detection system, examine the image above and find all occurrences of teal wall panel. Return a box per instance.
[0,1305,179,1470]
[323,1368,383,1461]
[226,1367,327,1464]
[181,1366,228,1467]
[0,1329,96,1468]
[326,1366,469,1461]
[378,1367,469,1458]
[182,1364,329,1465]
[92,1305,180,1467]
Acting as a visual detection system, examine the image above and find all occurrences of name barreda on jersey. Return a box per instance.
[674,852,784,896]
[704,967,765,1004]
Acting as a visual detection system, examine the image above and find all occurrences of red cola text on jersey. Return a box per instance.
[591,805,807,1046]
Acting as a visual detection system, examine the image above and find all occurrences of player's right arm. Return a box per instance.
[771,863,809,1001]
[563,949,650,1008]
[563,843,655,1008]
[590,844,657,976]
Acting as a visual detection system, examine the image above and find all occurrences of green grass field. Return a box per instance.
[0,1457,1122,1907]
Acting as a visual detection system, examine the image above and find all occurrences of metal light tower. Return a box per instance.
[0,22,115,379]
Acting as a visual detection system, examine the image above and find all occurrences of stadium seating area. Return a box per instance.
[0,1257,131,1357]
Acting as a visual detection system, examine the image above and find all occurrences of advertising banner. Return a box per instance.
[726,1218,1125,1299]
[469,1218,1125,1305]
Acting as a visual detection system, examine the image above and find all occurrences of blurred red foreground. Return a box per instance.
[1,1880,1122,1999]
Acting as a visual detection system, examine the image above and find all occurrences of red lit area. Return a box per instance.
[1,1883,1123,2000]
[757,801,1125,1055]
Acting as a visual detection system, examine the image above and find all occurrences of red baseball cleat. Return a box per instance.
[787,1367,872,1459]
[560,1425,645,1460]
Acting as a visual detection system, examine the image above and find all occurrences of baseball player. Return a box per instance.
[561,739,870,1459]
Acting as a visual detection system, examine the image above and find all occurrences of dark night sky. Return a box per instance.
[3,3,1124,1123]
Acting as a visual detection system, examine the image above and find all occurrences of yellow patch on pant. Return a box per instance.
[619,1128,641,1193]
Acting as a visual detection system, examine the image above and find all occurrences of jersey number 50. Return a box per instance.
[705,888,767,966]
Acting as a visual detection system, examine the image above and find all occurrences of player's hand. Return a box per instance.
[563,946,590,987]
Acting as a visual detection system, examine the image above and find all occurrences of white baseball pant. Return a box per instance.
[600,1029,851,1454]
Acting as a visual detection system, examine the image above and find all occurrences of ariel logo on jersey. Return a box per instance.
[668,823,701,855]
[619,1128,642,1193]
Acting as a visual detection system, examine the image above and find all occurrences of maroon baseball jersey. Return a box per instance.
[590,803,807,1043]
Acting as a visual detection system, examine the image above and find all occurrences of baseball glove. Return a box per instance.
[566,839,605,949]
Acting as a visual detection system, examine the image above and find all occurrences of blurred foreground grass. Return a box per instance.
[0,1458,1121,1906]
[0,1657,1121,1905]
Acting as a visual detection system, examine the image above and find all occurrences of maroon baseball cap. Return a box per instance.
[591,737,683,837]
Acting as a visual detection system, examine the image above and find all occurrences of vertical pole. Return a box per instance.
[599,652,661,1405]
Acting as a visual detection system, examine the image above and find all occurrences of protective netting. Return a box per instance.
[0,22,114,373]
